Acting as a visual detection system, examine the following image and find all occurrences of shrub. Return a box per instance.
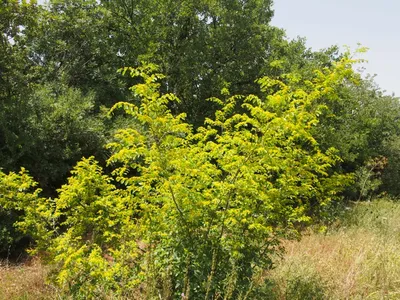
[10,55,358,298]
[0,168,42,259]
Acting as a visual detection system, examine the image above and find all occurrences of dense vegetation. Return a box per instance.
[4,198,400,299]
[1,0,399,298]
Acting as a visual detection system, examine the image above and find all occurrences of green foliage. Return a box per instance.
[314,72,400,197]
[0,82,106,196]
[0,0,39,174]
[4,0,399,203]
[0,0,360,203]
[11,57,355,298]
[381,137,400,195]
[0,83,107,254]
[25,83,106,194]
[355,156,387,201]
[30,0,325,126]
[0,168,41,257]
[0,1,108,197]
[2,1,400,297]
[30,0,128,107]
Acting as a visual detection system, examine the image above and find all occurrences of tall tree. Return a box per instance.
[102,0,312,125]
[314,73,400,197]
[0,0,39,170]
[32,0,320,125]
[29,0,129,107]
[0,1,107,195]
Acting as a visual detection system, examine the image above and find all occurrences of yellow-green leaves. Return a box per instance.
[3,55,358,298]
[99,60,355,297]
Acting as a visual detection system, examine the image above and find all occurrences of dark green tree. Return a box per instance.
[315,73,400,198]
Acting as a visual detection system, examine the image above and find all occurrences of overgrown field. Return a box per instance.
[269,199,400,299]
[2,198,400,299]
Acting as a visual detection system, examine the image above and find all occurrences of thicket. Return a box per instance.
[1,0,400,298]
[2,57,354,298]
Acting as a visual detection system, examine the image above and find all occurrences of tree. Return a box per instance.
[0,1,109,196]
[28,0,130,107]
[9,55,356,297]
[23,83,106,195]
[29,0,329,126]
[0,0,39,173]
[0,0,341,195]
[314,71,400,198]
[102,0,319,126]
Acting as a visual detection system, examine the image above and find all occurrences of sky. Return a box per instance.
[271,0,400,96]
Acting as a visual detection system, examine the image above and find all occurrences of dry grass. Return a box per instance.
[0,258,57,300]
[269,199,400,299]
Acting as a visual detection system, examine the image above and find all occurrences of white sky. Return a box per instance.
[271,0,400,96]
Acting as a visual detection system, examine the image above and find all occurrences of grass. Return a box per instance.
[2,198,400,299]
[0,258,57,300]
[268,199,400,299]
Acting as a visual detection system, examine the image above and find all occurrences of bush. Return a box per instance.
[9,56,358,298]
[0,169,42,259]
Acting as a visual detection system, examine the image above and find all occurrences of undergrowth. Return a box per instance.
[269,198,400,299]
[2,198,400,299]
